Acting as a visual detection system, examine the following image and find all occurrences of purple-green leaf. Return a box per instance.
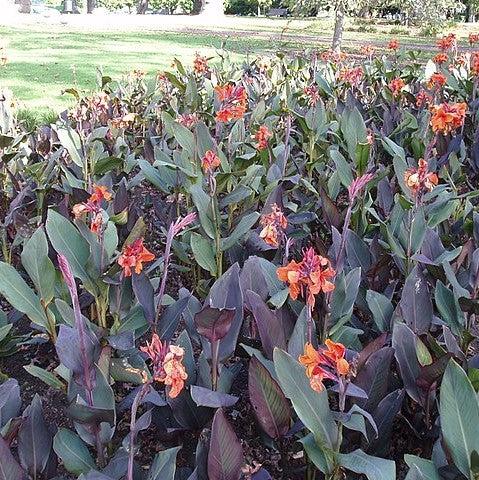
[17,395,52,477]
[0,437,24,480]
[248,357,291,439]
[245,290,287,359]
[399,266,432,333]
[190,386,238,408]
[207,409,244,480]
[194,306,235,342]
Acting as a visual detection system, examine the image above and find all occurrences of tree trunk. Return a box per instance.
[137,0,148,14]
[331,0,345,53]
[87,0,94,13]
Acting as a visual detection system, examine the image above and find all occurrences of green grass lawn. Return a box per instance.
[0,16,475,117]
[0,26,271,115]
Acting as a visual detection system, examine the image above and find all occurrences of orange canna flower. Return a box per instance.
[389,77,405,97]
[388,39,400,50]
[404,159,438,196]
[72,203,89,219]
[360,44,375,56]
[430,102,467,135]
[201,150,221,173]
[320,49,347,64]
[277,260,302,301]
[118,238,155,277]
[298,340,350,392]
[277,247,335,307]
[437,33,456,52]
[470,33,479,45]
[299,342,325,377]
[254,125,272,151]
[338,66,364,87]
[89,185,112,203]
[323,339,350,376]
[193,52,209,74]
[427,72,447,89]
[433,53,449,65]
[141,334,187,398]
[72,184,112,234]
[215,84,248,123]
[259,203,288,248]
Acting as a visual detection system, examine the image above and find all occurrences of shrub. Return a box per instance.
[1,33,479,480]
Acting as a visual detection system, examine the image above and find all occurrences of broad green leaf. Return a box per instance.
[53,428,96,475]
[0,262,49,329]
[162,111,195,159]
[300,433,334,475]
[24,365,65,391]
[139,159,170,193]
[338,449,395,480]
[221,212,260,251]
[404,454,441,480]
[190,232,217,276]
[273,348,336,448]
[46,210,95,293]
[189,182,215,239]
[21,226,56,304]
[435,281,464,336]
[440,360,479,479]
[147,446,181,480]
[366,290,393,332]
[56,125,83,168]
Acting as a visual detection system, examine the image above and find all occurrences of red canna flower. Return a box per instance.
[348,173,374,203]
[259,203,288,248]
[254,125,272,151]
[433,53,449,65]
[430,102,467,135]
[201,150,221,173]
[304,84,320,106]
[141,334,187,398]
[388,39,400,51]
[437,33,456,52]
[389,77,405,97]
[471,52,479,76]
[177,112,199,129]
[118,238,155,277]
[277,247,335,307]
[469,33,479,46]
[427,72,447,90]
[416,89,432,108]
[404,159,438,196]
[298,340,350,392]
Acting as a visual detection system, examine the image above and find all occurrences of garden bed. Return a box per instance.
[0,37,479,480]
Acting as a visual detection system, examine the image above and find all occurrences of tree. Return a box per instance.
[331,0,345,52]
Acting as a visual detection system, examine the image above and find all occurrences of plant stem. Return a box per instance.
[335,204,353,276]
[211,339,220,391]
[210,190,222,278]
[127,383,149,480]
[306,303,313,344]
